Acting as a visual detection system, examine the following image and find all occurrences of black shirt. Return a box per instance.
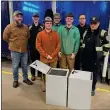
[28,23,43,59]
[82,27,100,65]
[77,24,89,40]
[29,23,43,48]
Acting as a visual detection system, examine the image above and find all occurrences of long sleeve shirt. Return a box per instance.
[52,24,62,32]
[3,22,30,53]
[36,30,60,63]
[58,25,80,55]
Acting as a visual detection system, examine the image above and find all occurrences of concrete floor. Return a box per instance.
[2,61,110,110]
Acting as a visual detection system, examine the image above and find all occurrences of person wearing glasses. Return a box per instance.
[81,17,108,96]
[75,14,89,70]
[52,13,62,32]
[52,13,62,68]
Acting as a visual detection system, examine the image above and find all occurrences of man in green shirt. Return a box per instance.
[58,13,80,71]
[52,13,62,32]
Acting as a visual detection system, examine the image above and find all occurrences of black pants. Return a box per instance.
[82,62,98,91]
[30,48,42,78]
[75,50,81,70]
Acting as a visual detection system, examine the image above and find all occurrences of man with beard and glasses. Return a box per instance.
[3,11,33,88]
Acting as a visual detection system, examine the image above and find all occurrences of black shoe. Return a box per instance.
[36,76,42,80]
[13,81,19,88]
[42,90,46,92]
[42,82,46,92]
[23,79,33,85]
[91,91,95,96]
[31,76,36,81]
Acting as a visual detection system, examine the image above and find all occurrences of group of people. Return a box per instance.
[3,10,108,96]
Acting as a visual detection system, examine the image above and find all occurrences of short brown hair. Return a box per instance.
[79,14,86,19]
[66,13,74,18]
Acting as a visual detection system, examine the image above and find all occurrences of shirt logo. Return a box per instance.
[92,17,96,20]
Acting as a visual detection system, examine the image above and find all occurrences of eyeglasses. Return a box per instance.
[54,18,60,19]
[90,22,97,25]
[79,18,86,19]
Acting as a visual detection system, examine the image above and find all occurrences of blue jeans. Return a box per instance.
[11,51,28,81]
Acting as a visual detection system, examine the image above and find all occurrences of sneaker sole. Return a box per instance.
[23,81,33,85]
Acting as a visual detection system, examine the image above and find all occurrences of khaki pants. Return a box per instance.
[42,61,57,83]
[60,54,75,71]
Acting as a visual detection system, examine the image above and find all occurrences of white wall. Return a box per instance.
[52,0,56,14]
[8,1,13,23]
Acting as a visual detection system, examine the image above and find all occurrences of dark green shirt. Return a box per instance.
[52,24,62,32]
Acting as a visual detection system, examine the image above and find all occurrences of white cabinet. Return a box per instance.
[68,70,92,110]
[30,60,69,107]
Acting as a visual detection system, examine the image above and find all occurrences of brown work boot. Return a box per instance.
[23,79,33,85]
[36,76,42,80]
[42,82,46,92]
[13,81,19,88]
[31,76,36,81]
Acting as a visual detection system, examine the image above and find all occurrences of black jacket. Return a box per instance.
[77,24,89,40]
[29,23,43,48]
[28,23,43,59]
[82,27,108,68]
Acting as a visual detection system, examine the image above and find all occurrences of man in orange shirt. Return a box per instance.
[36,16,60,92]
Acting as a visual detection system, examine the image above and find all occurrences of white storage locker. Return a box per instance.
[68,70,92,110]
[30,60,69,107]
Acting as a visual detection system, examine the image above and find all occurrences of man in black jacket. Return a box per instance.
[29,13,43,81]
[81,17,108,96]
[75,14,89,70]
